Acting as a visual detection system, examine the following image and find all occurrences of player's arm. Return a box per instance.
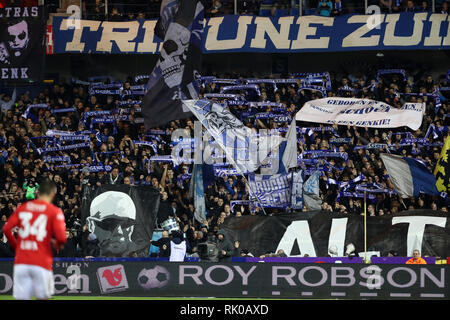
[52,209,67,250]
[2,211,19,250]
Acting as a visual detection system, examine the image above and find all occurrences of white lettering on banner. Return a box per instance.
[271,266,445,291]
[0,274,13,293]
[342,15,385,47]
[204,265,234,285]
[328,218,348,257]
[443,14,450,45]
[53,273,91,294]
[272,266,296,286]
[137,20,159,53]
[424,14,448,46]
[391,216,447,256]
[296,98,425,130]
[0,6,38,18]
[291,15,333,49]
[387,267,417,288]
[276,221,317,257]
[205,16,253,51]
[1,68,28,80]
[250,16,294,49]
[331,267,356,287]
[179,265,257,285]
[96,21,140,52]
[420,268,445,288]
[51,13,450,53]
[60,20,101,52]
[383,13,427,46]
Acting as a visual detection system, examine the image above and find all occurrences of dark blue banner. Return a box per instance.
[52,13,450,54]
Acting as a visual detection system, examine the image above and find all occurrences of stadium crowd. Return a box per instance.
[78,0,450,21]
[1,0,449,18]
[0,61,449,258]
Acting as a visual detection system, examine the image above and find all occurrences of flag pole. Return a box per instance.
[364,190,367,264]
[194,120,268,216]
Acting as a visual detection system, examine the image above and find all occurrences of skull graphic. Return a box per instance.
[7,20,29,57]
[87,191,137,256]
[159,22,190,88]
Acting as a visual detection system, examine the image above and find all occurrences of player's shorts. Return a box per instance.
[13,264,54,300]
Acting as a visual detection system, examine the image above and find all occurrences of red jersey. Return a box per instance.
[2,199,67,271]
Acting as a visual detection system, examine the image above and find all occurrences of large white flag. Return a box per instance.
[182,99,284,174]
[296,98,424,130]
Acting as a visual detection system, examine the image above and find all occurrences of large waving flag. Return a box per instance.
[142,0,204,128]
[276,118,298,174]
[434,135,450,192]
[182,99,284,174]
[303,170,322,210]
[380,153,440,198]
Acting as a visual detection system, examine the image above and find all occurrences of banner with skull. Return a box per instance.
[0,6,46,83]
[81,184,161,257]
[142,0,204,128]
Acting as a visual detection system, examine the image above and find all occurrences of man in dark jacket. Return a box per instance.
[157,191,172,224]
[150,230,171,257]
[84,233,101,257]
[0,232,14,258]
[216,230,234,262]
[56,230,77,257]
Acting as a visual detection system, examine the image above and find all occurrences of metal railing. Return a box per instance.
[51,0,441,20]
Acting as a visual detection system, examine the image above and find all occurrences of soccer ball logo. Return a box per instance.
[138,266,170,289]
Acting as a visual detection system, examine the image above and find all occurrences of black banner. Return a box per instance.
[0,261,448,299]
[0,6,46,83]
[80,185,160,257]
[220,210,450,258]
[142,0,204,128]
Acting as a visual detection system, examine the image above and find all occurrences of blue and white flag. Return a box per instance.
[380,153,440,198]
[249,173,292,208]
[302,170,321,210]
[277,118,297,174]
[182,99,284,173]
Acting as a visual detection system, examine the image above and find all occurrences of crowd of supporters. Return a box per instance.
[0,61,449,257]
[57,0,450,21]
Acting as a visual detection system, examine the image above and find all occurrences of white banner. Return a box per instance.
[296,98,424,130]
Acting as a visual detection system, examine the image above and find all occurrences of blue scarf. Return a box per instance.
[330,137,351,145]
[298,85,327,97]
[37,142,90,154]
[133,140,158,153]
[204,93,240,99]
[22,104,49,119]
[301,150,348,161]
[117,100,142,106]
[376,69,406,82]
[43,156,71,163]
